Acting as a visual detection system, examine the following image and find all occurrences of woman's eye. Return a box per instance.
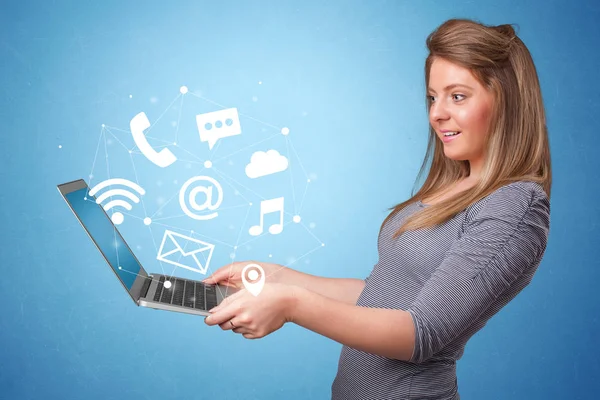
[452,94,466,101]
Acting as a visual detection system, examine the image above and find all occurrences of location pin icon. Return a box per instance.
[241,263,265,296]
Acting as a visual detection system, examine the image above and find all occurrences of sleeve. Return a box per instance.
[406,183,550,364]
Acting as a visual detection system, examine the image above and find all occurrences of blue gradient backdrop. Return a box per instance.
[1,1,599,399]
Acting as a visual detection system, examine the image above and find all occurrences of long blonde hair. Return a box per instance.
[384,18,552,238]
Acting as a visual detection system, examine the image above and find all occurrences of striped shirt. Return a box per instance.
[331,181,550,399]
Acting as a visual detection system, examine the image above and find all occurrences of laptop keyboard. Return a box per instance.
[151,275,218,310]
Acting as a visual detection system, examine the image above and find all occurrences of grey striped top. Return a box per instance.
[331,181,550,400]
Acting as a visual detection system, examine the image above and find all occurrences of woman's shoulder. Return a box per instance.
[466,180,549,221]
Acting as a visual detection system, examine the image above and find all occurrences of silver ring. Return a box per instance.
[229,320,235,328]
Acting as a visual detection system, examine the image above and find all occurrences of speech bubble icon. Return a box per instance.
[196,108,242,150]
[241,263,265,297]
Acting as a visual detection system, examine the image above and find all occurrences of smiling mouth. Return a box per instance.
[442,131,461,137]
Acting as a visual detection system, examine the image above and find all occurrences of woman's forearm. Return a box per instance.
[270,267,365,305]
[288,286,415,361]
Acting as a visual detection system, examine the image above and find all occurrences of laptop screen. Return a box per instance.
[64,186,143,291]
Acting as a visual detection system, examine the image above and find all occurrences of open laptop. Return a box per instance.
[57,178,239,316]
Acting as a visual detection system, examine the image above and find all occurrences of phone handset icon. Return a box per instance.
[130,112,177,168]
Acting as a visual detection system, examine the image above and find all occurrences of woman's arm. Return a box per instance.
[275,268,365,305]
[289,286,415,361]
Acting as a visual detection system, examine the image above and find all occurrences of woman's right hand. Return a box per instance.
[202,261,289,289]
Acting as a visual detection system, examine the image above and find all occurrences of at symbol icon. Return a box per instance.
[179,176,224,220]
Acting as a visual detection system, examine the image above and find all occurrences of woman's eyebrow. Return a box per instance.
[427,83,474,93]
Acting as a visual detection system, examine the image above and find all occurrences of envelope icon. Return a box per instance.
[156,230,215,275]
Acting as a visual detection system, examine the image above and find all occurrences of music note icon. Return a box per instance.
[249,197,284,236]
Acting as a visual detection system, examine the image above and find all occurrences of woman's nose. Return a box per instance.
[430,100,450,122]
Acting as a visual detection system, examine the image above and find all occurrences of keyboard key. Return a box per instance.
[183,280,195,308]
[194,282,206,310]
[205,284,218,310]
[153,276,166,302]
[172,279,185,306]
[160,278,175,304]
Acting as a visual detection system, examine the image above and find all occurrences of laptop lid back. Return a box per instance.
[57,179,149,303]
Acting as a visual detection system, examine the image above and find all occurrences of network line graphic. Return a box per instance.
[84,85,324,290]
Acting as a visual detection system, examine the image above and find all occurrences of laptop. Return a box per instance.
[57,178,239,316]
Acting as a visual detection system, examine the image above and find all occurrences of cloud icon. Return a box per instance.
[245,149,289,179]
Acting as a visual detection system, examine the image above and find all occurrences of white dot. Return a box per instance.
[321,243,325,247]
[204,160,212,168]
[129,94,133,98]
[281,127,290,135]
[268,254,272,258]
[173,142,177,145]
[252,96,258,102]
[89,174,93,179]
[111,213,124,225]
[84,197,87,200]
[58,145,62,149]
[191,230,194,234]
[101,124,105,127]
[180,86,188,94]
[234,246,238,250]
[164,281,172,289]
[307,178,311,183]
[128,150,132,154]
[258,81,262,85]
[118,266,122,270]
[293,215,301,223]
[248,270,259,280]
[143,217,152,225]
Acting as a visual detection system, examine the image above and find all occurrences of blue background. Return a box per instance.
[1,0,599,399]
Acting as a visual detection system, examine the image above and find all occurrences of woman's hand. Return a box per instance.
[204,282,298,339]
[202,261,287,289]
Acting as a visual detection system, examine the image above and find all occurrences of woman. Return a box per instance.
[204,18,551,399]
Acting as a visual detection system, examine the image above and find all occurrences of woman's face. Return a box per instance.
[427,57,494,176]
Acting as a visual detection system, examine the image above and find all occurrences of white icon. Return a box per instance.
[245,150,289,179]
[241,263,265,296]
[196,108,241,150]
[249,197,284,236]
[179,176,223,220]
[156,230,215,275]
[89,178,146,225]
[130,111,177,168]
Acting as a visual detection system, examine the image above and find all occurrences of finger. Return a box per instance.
[204,301,239,326]
[203,262,243,283]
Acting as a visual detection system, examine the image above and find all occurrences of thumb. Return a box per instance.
[203,262,241,283]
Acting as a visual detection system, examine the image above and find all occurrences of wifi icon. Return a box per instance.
[88,178,146,225]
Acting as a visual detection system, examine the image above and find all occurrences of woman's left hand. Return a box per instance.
[204,282,297,339]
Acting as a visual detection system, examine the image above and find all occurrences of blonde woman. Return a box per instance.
[204,18,551,400]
